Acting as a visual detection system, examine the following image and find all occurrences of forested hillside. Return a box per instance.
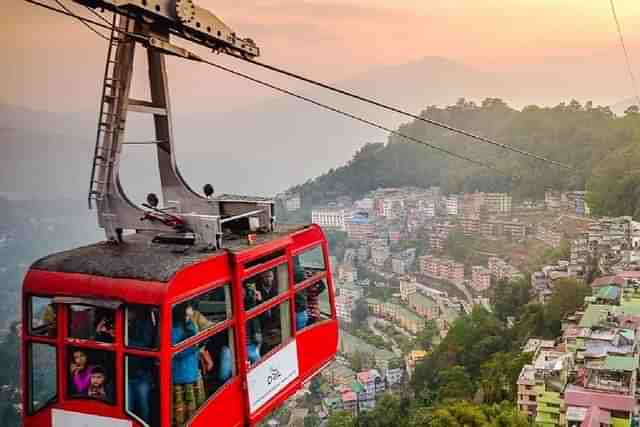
[290,99,640,218]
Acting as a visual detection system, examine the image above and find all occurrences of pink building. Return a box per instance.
[471,266,491,292]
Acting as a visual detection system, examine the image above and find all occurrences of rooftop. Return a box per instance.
[31,224,309,283]
[603,355,638,372]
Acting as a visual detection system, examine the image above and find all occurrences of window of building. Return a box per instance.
[68,305,115,343]
[125,305,160,350]
[28,343,57,413]
[171,328,236,426]
[246,300,291,366]
[125,355,159,427]
[67,346,115,404]
[243,264,288,311]
[29,296,56,337]
[293,246,326,284]
[295,280,331,331]
[172,285,231,345]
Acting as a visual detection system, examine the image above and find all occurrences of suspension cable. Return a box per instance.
[240,57,575,170]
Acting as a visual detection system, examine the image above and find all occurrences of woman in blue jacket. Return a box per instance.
[172,303,206,427]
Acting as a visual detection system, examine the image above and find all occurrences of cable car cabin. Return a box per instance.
[21,224,338,427]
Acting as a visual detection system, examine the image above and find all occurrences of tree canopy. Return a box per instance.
[288,98,640,219]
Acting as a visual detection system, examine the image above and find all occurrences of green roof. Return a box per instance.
[579,304,617,327]
[350,381,365,393]
[596,286,620,301]
[621,299,640,316]
[604,355,638,371]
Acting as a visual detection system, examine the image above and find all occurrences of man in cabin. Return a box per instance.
[305,281,326,325]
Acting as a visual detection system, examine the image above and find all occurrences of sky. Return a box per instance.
[3,0,640,113]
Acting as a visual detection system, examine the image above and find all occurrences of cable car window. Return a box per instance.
[243,264,288,311]
[170,327,237,426]
[29,296,56,337]
[125,355,159,427]
[295,280,330,331]
[246,300,291,366]
[126,305,160,350]
[172,285,231,345]
[28,343,57,414]
[293,246,326,284]
[67,346,115,404]
[68,305,115,343]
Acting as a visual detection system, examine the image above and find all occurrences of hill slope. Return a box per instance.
[288,98,640,217]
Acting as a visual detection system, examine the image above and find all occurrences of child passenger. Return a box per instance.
[87,365,113,401]
[70,349,94,395]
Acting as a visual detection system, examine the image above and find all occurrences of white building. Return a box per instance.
[311,208,346,231]
[399,277,417,300]
[371,244,390,267]
[335,295,353,323]
[354,198,374,210]
[284,193,301,211]
[384,368,403,387]
[446,194,460,216]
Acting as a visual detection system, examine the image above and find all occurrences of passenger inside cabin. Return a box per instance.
[127,307,157,425]
[172,303,206,427]
[243,284,263,364]
[305,281,326,325]
[70,349,95,395]
[42,303,57,336]
[94,308,115,343]
[87,365,113,402]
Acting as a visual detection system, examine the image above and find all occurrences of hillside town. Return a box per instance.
[269,187,640,426]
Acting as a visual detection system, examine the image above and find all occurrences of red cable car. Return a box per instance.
[20,1,338,426]
[22,224,338,427]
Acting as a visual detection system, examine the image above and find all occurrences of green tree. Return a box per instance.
[351,298,369,329]
[545,277,591,335]
[304,414,321,427]
[328,411,355,427]
[490,277,531,322]
[415,319,438,350]
[439,366,475,400]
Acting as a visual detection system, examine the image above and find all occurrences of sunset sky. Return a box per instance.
[2,0,640,112]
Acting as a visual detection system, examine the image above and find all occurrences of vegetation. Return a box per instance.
[288,99,640,219]
[327,273,591,427]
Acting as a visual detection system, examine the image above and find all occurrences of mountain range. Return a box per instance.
[1,55,635,203]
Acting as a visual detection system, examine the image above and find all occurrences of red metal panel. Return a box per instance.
[24,270,167,305]
[190,378,245,427]
[296,321,339,379]
[167,252,231,302]
[22,225,338,427]
[232,236,293,265]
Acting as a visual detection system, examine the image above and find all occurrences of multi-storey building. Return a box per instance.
[335,294,353,323]
[460,215,481,236]
[345,211,375,241]
[399,277,417,300]
[445,194,460,216]
[407,292,439,319]
[384,368,403,387]
[312,207,346,231]
[430,235,444,252]
[371,243,390,267]
[280,192,301,211]
[502,219,526,241]
[484,192,512,213]
[471,266,491,291]
[338,264,358,283]
[488,256,521,282]
[517,365,537,418]
[462,192,484,216]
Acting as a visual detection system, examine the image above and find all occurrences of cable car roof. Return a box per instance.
[31,224,308,283]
